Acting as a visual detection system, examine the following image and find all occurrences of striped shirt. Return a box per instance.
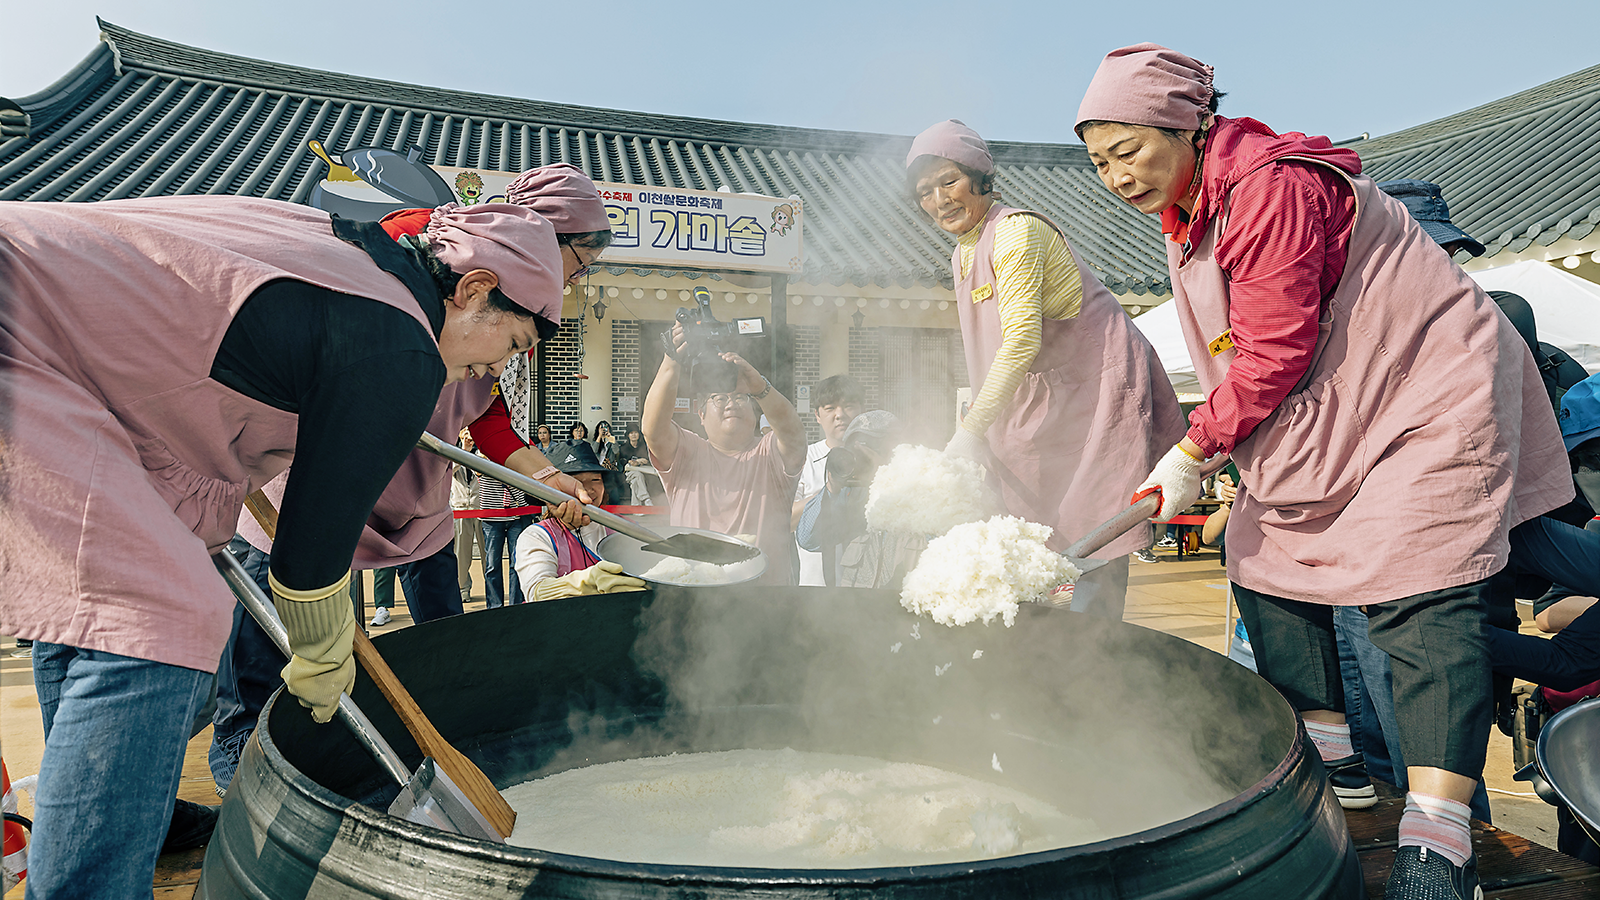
[956,213,1084,436]
[475,474,529,522]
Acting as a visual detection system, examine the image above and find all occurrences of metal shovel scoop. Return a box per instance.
[213,551,506,842]
[416,431,762,566]
[1051,455,1232,606]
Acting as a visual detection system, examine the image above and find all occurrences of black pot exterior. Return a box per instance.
[199,587,1362,899]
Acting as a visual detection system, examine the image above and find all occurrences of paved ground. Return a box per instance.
[0,543,1562,868]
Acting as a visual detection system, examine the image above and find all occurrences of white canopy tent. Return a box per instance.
[1469,260,1600,374]
[1130,259,1600,400]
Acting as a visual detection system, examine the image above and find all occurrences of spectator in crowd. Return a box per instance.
[592,420,628,507]
[452,428,483,607]
[618,425,659,506]
[796,411,927,588]
[477,463,534,608]
[567,421,591,448]
[513,442,646,601]
[533,423,556,453]
[794,375,865,586]
[907,118,1184,618]
[1076,44,1569,898]
[641,325,806,584]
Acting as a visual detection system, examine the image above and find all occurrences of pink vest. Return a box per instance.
[957,205,1186,556]
[533,520,603,576]
[1171,162,1572,604]
[0,196,435,671]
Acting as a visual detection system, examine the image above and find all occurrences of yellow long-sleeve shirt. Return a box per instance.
[958,212,1084,436]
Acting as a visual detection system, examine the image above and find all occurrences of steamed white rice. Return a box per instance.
[643,556,735,585]
[899,516,1080,627]
[865,445,998,536]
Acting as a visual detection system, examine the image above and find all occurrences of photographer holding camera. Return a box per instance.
[796,411,927,589]
[641,297,807,585]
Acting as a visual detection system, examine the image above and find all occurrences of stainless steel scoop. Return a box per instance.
[416,432,763,566]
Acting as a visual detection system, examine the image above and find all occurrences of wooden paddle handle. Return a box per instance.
[351,628,516,837]
[242,489,516,838]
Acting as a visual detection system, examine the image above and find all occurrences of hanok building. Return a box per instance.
[4,21,1599,443]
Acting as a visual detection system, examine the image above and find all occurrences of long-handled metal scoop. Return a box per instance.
[213,550,506,842]
[1056,455,1233,591]
[416,431,761,566]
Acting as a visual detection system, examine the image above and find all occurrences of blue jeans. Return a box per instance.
[29,642,209,900]
[396,545,465,622]
[209,539,280,792]
[480,516,531,608]
[1333,605,1493,822]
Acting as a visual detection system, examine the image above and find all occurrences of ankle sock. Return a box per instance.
[1398,792,1473,867]
[1304,719,1354,762]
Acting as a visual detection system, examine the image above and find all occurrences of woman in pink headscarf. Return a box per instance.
[0,196,561,898]
[1075,43,1570,898]
[905,119,1185,617]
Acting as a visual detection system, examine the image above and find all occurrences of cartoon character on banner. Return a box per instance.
[769,201,799,236]
[454,171,485,204]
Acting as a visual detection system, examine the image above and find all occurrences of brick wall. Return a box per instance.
[793,325,822,443]
[848,326,883,412]
[609,318,642,431]
[540,316,584,432]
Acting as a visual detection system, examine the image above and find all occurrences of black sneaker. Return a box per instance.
[1324,753,1377,809]
[162,798,220,854]
[1384,845,1482,900]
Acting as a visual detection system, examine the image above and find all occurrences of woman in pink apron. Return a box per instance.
[905,120,1185,617]
[0,197,561,898]
[213,163,615,796]
[1075,44,1570,899]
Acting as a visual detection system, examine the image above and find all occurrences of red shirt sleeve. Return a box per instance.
[1185,162,1355,456]
[377,208,433,240]
[467,388,528,465]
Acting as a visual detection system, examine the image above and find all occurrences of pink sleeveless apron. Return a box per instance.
[1171,162,1571,605]
[534,520,603,576]
[0,196,436,671]
[957,205,1186,556]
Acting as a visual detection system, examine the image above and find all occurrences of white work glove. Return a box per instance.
[1138,444,1205,522]
[944,428,988,463]
[270,572,356,724]
[531,561,646,603]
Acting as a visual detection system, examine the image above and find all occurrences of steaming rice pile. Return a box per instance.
[642,556,736,585]
[504,748,1101,867]
[865,445,997,536]
[900,517,1080,627]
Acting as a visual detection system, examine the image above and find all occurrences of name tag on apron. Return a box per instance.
[971,283,994,303]
[1208,329,1235,357]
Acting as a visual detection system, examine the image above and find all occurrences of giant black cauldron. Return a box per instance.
[198,587,1361,898]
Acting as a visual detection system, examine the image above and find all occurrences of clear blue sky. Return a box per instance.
[5,1,1598,147]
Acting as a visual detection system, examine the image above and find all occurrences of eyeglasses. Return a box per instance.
[563,244,597,283]
[705,393,754,410]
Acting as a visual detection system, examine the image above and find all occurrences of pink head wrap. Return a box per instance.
[503,163,611,235]
[424,203,562,323]
[1074,43,1215,135]
[906,120,993,173]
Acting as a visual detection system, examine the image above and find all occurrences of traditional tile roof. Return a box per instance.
[1357,63,1600,259]
[3,21,1598,297]
[0,21,1167,295]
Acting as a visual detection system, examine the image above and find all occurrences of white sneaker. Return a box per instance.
[370,607,392,627]
[1155,535,1179,549]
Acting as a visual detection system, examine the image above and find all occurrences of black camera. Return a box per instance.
[824,445,866,488]
[665,286,766,396]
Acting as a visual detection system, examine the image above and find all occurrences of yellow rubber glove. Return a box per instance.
[270,571,356,724]
[531,561,646,602]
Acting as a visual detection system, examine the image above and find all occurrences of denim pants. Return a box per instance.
[209,540,281,793]
[396,545,465,622]
[480,516,531,607]
[29,642,209,899]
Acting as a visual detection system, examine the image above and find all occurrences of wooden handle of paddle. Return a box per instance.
[242,489,516,838]
[351,629,516,837]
